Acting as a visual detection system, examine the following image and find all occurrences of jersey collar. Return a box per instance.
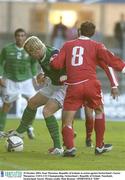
[15,44,23,51]
[78,36,90,40]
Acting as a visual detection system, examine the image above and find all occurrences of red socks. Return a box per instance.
[62,126,74,149]
[85,117,94,140]
[62,113,105,149]
[94,113,105,147]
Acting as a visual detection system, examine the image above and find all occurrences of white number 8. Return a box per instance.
[71,46,84,66]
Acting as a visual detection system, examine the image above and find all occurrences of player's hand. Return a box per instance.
[111,87,119,100]
[36,73,46,85]
[59,75,67,84]
[0,78,6,87]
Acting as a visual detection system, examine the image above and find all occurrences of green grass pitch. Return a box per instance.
[0,119,125,170]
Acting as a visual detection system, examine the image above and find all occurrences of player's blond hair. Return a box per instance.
[23,36,46,55]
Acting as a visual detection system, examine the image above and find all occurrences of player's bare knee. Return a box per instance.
[95,109,104,119]
[42,106,52,118]
[2,103,11,112]
[95,113,103,119]
[28,99,37,110]
[95,105,104,119]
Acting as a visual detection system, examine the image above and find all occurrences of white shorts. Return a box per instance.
[39,78,67,107]
[2,78,36,103]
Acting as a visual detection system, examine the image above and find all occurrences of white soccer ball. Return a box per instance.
[6,136,24,152]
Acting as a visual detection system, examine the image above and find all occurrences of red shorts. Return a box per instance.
[63,79,103,111]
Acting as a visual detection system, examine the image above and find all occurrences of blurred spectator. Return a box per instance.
[66,21,78,40]
[51,16,68,49]
[114,13,125,50]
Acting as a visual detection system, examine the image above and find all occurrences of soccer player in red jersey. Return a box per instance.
[50,21,125,156]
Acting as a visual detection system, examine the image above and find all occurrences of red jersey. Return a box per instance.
[51,36,125,84]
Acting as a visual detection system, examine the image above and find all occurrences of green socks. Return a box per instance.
[16,106,37,134]
[0,105,61,150]
[0,111,7,131]
[45,115,61,149]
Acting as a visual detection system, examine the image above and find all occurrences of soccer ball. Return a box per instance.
[6,136,24,152]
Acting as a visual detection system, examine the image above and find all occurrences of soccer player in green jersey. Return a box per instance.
[0,29,38,139]
[8,36,66,155]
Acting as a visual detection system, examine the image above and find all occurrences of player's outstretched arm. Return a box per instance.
[97,43,125,72]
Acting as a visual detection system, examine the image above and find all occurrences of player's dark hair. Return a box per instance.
[14,28,26,36]
[79,21,96,37]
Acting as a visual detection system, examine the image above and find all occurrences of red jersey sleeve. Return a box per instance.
[97,43,125,72]
[97,60,119,87]
[50,45,66,70]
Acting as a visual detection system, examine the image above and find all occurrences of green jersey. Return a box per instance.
[0,43,38,81]
[39,46,65,86]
